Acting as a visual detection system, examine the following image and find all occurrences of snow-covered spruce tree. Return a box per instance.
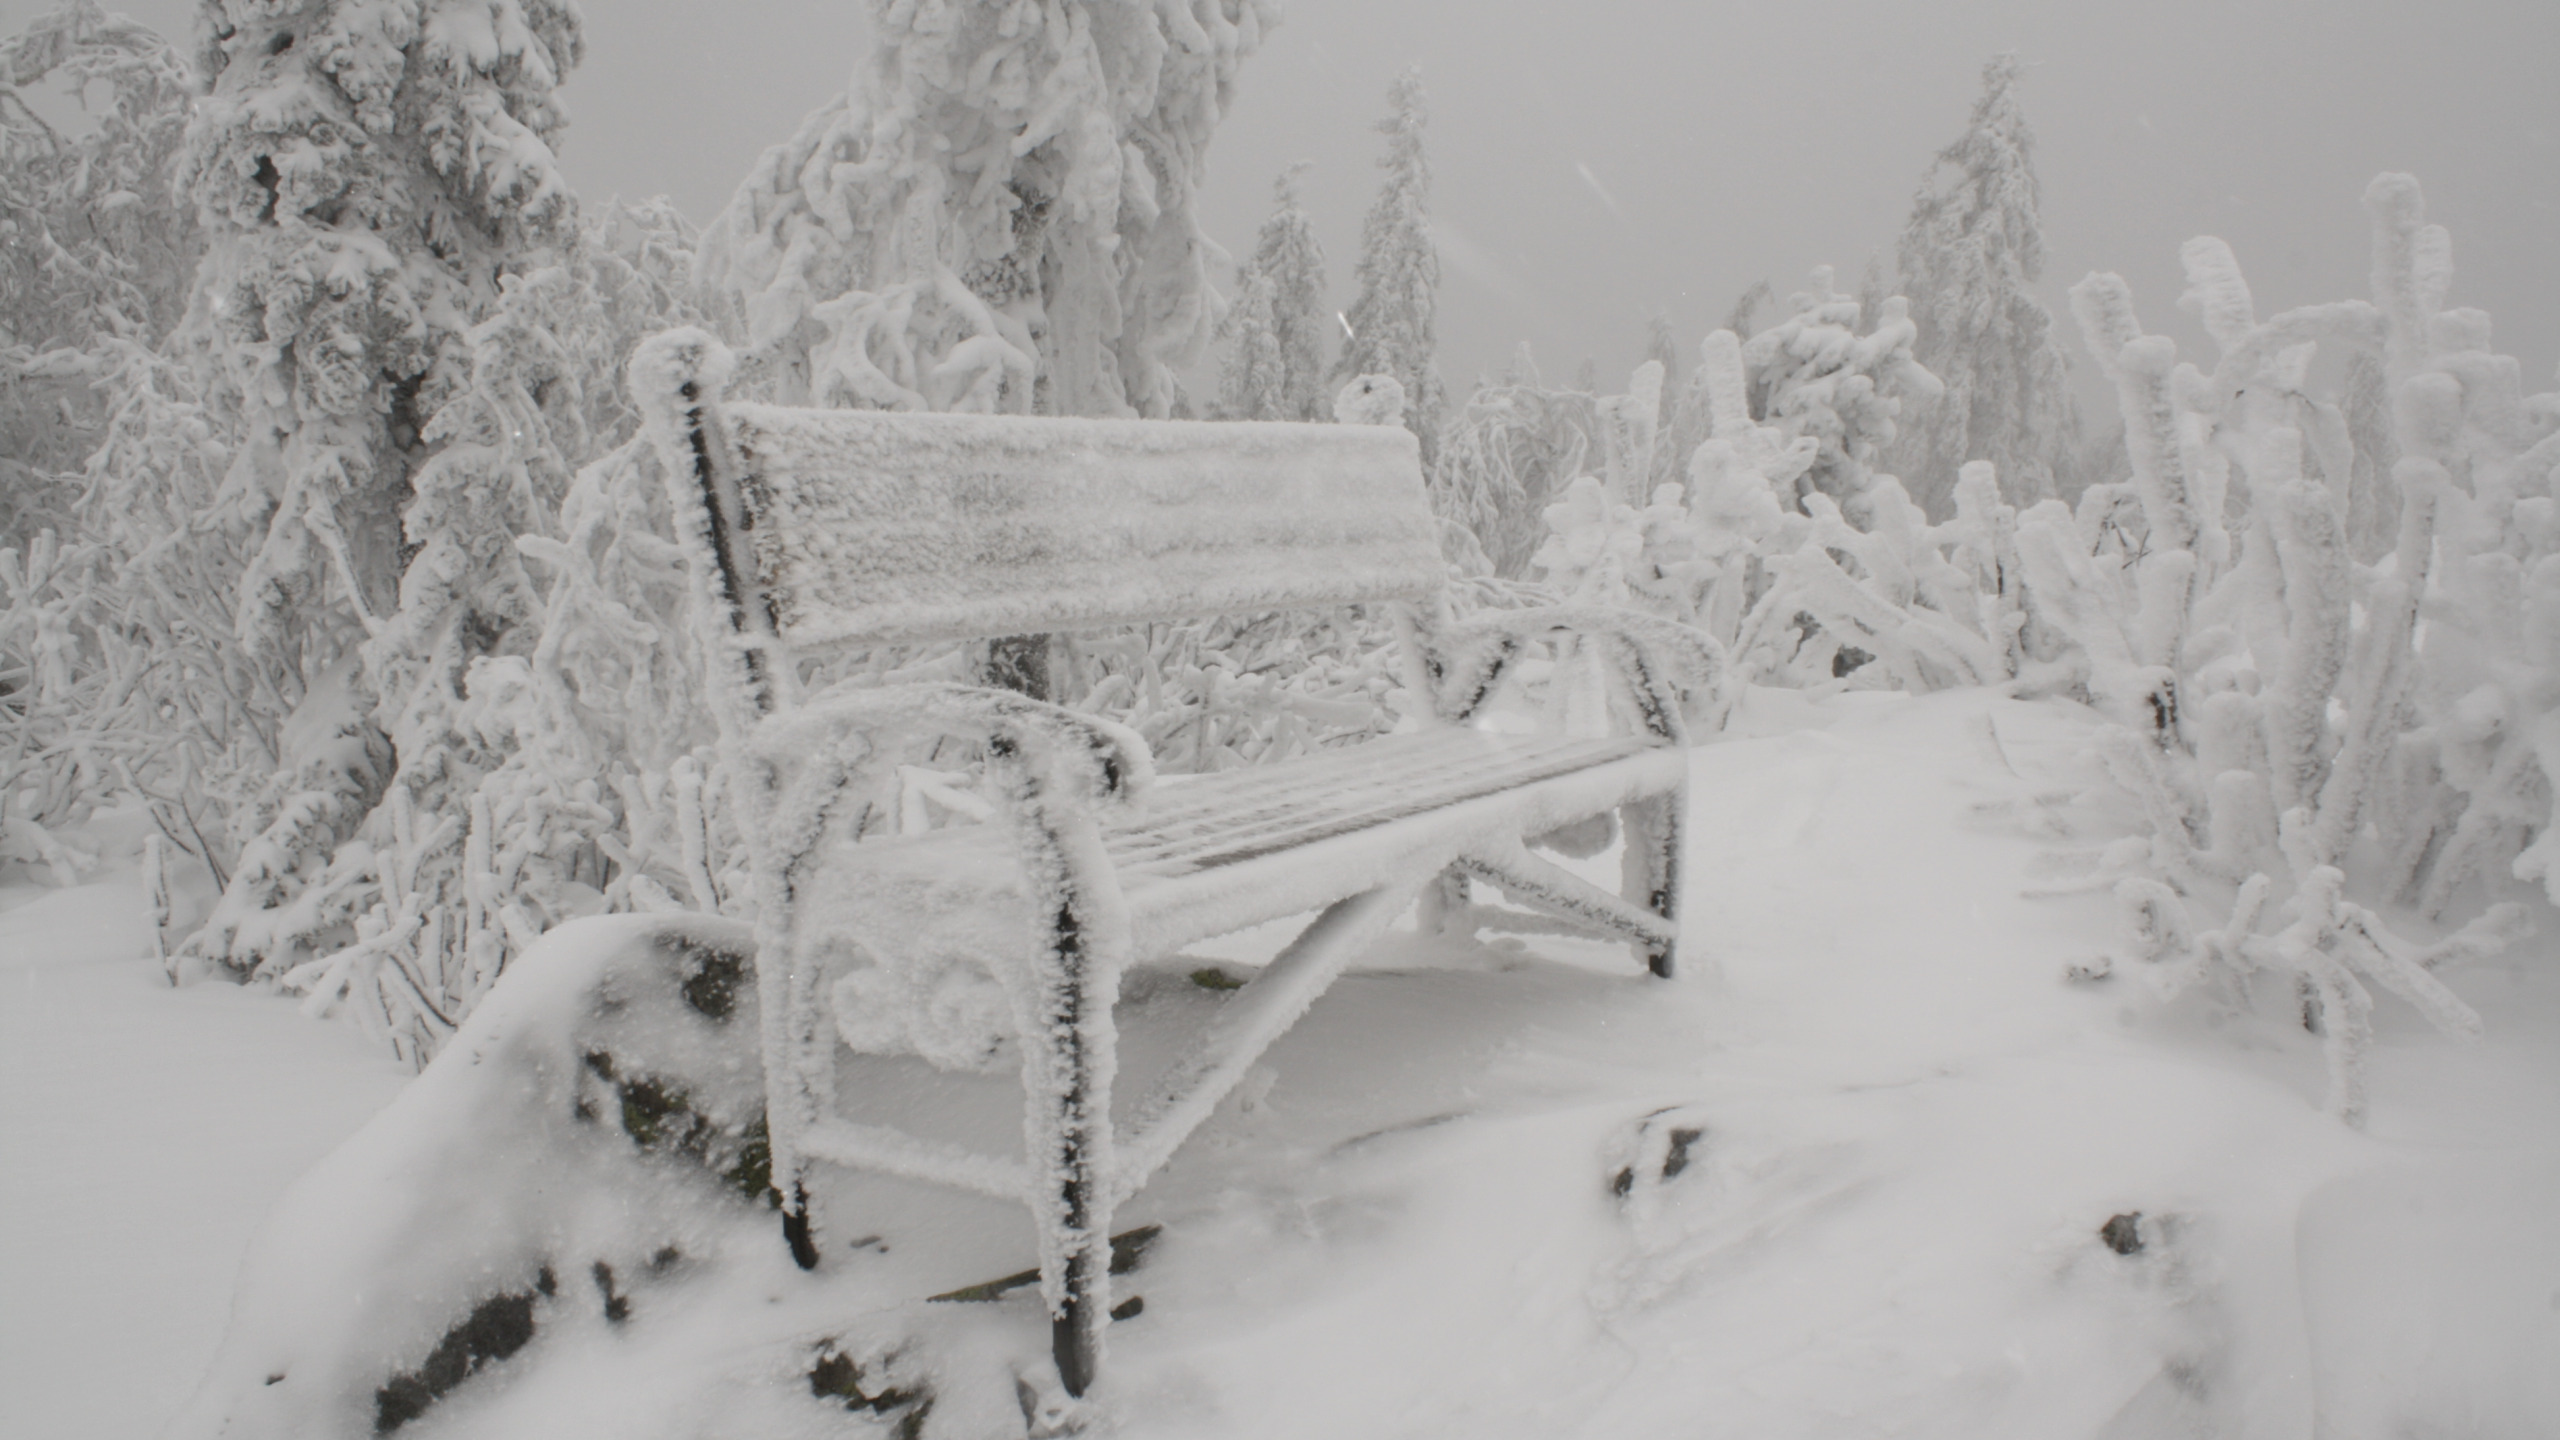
[2019,176,2549,1124]
[1218,160,1328,421]
[1887,53,2082,515]
[1645,315,1682,408]
[170,0,586,1041]
[1215,264,1284,421]
[0,0,199,535]
[279,201,733,1057]
[1327,66,1445,469]
[699,0,1272,420]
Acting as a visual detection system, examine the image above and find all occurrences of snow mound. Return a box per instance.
[168,914,775,1438]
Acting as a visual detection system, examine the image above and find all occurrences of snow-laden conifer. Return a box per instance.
[1219,162,1328,420]
[699,0,1273,420]
[1216,267,1285,421]
[1329,67,1446,469]
[171,0,588,1041]
[1888,53,2082,514]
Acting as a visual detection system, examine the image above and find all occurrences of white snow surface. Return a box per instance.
[8,689,2559,1439]
[0,871,409,1438]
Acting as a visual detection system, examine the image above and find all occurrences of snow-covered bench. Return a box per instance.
[632,328,1717,1398]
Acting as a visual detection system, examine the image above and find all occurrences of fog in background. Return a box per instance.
[28,0,2556,397]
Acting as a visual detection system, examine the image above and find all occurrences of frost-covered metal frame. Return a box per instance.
[633,327,1718,1398]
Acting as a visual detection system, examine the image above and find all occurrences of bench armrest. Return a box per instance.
[752,681,1152,803]
[742,681,1153,882]
[1428,604,1732,742]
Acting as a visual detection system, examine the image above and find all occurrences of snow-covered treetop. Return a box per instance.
[1914,55,2042,280]
[1891,51,2079,512]
[1220,160,1329,421]
[176,0,585,640]
[698,0,1276,419]
[1331,66,1445,465]
[183,0,581,249]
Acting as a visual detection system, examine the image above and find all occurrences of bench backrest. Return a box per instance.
[636,331,1446,660]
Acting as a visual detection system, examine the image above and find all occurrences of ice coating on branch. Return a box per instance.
[2178,237,2257,352]
[2071,273,2199,560]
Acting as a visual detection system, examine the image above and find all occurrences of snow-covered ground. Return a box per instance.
[8,689,2557,1438]
[0,877,409,1440]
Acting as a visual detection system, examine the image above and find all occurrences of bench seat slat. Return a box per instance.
[802,730,1680,966]
[1105,731,1651,877]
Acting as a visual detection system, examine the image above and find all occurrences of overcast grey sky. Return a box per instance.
[23,0,2557,395]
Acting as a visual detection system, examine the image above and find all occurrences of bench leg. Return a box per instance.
[995,783,1129,1399]
[1456,837,1676,970]
[759,930,832,1271]
[1416,866,1471,936]
[1025,899,1114,1399]
[1622,784,1685,978]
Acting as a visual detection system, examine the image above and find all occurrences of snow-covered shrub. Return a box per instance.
[1,530,119,883]
[0,4,231,882]
[0,0,199,536]
[1736,268,1943,506]
[1528,288,1998,695]
[1727,467,2021,694]
[2036,176,2550,1123]
[1436,346,1606,578]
